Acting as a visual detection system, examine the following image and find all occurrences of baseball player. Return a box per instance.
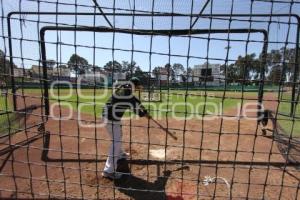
[102,77,149,180]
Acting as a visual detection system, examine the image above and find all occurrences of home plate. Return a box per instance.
[150,149,168,159]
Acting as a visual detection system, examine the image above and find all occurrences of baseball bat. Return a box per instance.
[173,165,190,172]
[147,115,178,140]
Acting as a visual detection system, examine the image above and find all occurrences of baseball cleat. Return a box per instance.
[102,171,122,180]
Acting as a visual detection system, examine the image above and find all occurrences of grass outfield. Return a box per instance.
[48,89,253,118]
[49,89,299,136]
[17,88,300,136]
[0,95,16,135]
[277,94,300,137]
[24,88,262,117]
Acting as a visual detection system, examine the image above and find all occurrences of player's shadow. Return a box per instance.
[115,171,171,200]
[114,159,174,200]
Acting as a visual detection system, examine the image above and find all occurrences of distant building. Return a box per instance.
[52,65,71,81]
[180,73,195,83]
[13,67,30,78]
[193,63,225,86]
[31,64,71,81]
[30,65,40,75]
[112,72,126,81]
[106,72,126,85]
[158,68,168,81]
[152,68,169,85]
[31,65,53,78]
[78,69,126,86]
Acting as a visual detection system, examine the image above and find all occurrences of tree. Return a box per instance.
[152,66,162,81]
[103,60,122,72]
[67,54,89,75]
[0,49,17,84]
[0,50,9,77]
[133,66,148,81]
[258,49,281,78]
[91,65,101,72]
[172,63,185,82]
[180,67,193,83]
[261,47,300,84]
[225,63,238,83]
[164,63,175,82]
[220,64,226,75]
[265,49,282,67]
[280,47,299,82]
[261,50,281,85]
[235,53,260,81]
[122,61,139,79]
[187,67,193,75]
[268,65,284,84]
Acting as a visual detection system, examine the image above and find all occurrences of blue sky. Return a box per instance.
[1,0,300,72]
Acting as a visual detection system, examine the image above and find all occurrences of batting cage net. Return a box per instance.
[1,0,300,199]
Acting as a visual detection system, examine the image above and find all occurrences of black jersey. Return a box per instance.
[102,84,147,121]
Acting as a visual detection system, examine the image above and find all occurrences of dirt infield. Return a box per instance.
[0,94,299,199]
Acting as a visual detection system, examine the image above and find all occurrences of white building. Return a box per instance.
[193,63,225,86]
[79,71,126,85]
[13,68,30,78]
[31,64,71,80]
[31,65,54,76]
[112,72,126,81]
[53,65,71,77]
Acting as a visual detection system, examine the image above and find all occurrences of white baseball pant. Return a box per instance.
[103,120,125,173]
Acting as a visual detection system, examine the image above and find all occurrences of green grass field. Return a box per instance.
[277,93,300,137]
[3,88,298,137]
[48,88,299,136]
[0,95,16,135]
[49,89,250,118]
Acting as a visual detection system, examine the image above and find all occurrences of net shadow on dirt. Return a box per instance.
[0,105,43,138]
[274,128,300,165]
[115,173,171,200]
[40,130,299,167]
[0,133,44,173]
[0,105,45,173]
[267,111,300,166]
[0,133,43,157]
[113,159,173,200]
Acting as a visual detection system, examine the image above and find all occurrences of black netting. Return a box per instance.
[0,0,300,199]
